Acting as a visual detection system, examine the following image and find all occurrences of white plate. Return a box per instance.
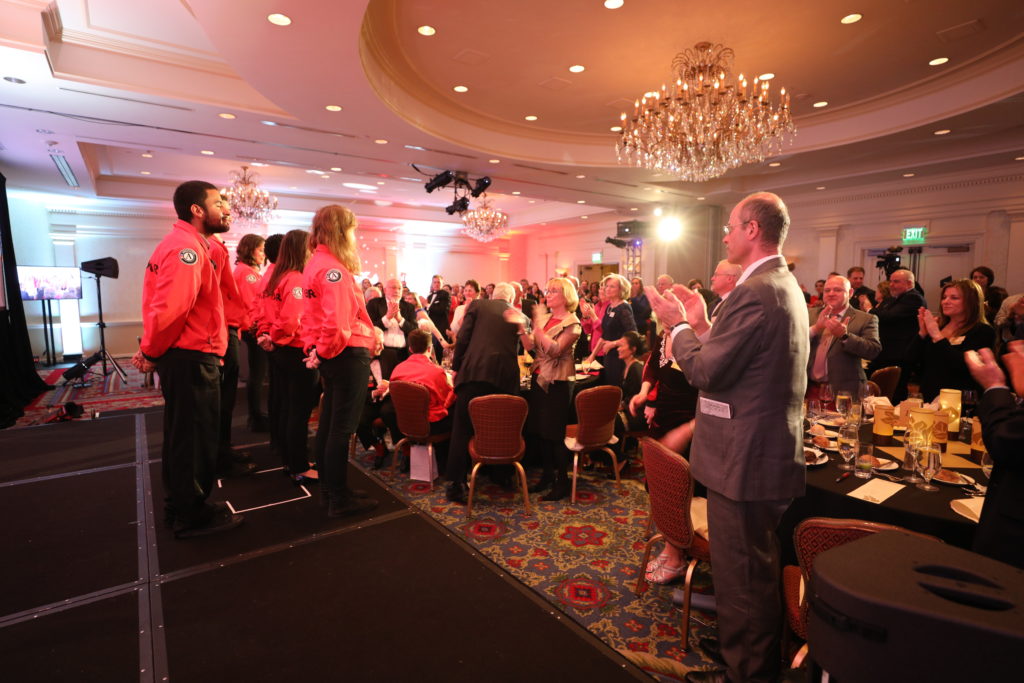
[803,448,829,467]
[816,416,845,428]
[932,470,976,486]
[807,428,839,439]
[870,457,899,472]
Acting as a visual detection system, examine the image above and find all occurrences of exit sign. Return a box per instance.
[902,226,927,244]
[592,252,602,263]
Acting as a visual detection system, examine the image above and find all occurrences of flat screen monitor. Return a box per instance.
[17,265,83,301]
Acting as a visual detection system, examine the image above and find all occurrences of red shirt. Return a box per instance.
[233,262,262,329]
[267,270,306,348]
[301,245,374,358]
[141,219,227,358]
[210,237,248,332]
[389,353,454,422]
[254,263,275,335]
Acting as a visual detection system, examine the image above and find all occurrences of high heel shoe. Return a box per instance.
[646,561,687,585]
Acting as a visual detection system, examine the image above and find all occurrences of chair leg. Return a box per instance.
[634,533,663,595]
[513,462,531,515]
[390,438,409,475]
[467,462,481,517]
[603,447,622,485]
[679,557,698,652]
[571,453,579,503]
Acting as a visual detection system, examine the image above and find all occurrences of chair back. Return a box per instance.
[389,380,432,439]
[863,380,881,398]
[641,437,695,551]
[574,385,622,447]
[869,366,901,401]
[468,394,528,463]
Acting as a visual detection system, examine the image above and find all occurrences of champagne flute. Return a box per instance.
[837,423,858,471]
[916,445,941,492]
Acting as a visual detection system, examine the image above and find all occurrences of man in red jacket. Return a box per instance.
[389,328,454,469]
[132,181,243,539]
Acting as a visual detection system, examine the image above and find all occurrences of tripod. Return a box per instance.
[92,274,127,384]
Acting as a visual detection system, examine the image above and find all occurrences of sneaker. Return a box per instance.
[327,496,378,518]
[174,505,244,539]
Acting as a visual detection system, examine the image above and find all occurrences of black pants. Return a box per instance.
[315,347,370,500]
[217,329,240,465]
[267,340,285,458]
[241,330,268,421]
[158,349,220,525]
[379,346,408,381]
[526,380,572,481]
[270,345,318,474]
[444,381,506,483]
[356,394,402,449]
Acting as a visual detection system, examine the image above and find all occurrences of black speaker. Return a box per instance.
[807,531,1024,681]
[616,220,647,238]
[81,257,119,278]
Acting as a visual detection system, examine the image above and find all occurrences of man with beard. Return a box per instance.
[132,181,243,539]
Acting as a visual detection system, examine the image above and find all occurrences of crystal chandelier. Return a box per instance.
[617,42,796,182]
[222,166,278,226]
[461,196,509,243]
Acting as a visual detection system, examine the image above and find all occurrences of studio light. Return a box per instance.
[605,236,629,249]
[470,176,492,197]
[61,351,103,383]
[656,217,683,241]
[445,196,470,215]
[425,170,455,193]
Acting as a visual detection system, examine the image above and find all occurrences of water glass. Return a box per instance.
[837,423,858,471]
[916,445,941,492]
[854,442,874,479]
[902,436,924,484]
[835,391,853,418]
[807,400,822,423]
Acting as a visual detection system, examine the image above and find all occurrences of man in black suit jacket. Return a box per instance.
[425,275,451,359]
[366,278,417,379]
[966,342,1024,569]
[864,268,926,402]
[444,282,526,503]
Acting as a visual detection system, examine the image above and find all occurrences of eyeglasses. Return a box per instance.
[722,219,752,235]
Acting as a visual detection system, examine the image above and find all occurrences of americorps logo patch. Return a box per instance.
[179,248,198,265]
[292,286,303,300]
[325,269,342,283]
[246,273,258,283]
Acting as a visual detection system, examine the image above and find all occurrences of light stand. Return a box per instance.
[80,257,127,384]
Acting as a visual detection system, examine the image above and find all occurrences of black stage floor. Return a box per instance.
[0,408,647,682]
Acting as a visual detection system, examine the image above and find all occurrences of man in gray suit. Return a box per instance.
[807,275,881,401]
[648,192,809,683]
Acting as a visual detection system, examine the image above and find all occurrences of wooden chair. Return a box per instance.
[634,437,710,651]
[565,385,623,503]
[869,366,901,401]
[863,380,881,398]
[388,380,451,483]
[467,394,530,517]
[783,517,941,668]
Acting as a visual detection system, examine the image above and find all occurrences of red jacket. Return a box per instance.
[267,270,306,348]
[254,263,275,336]
[141,219,227,358]
[301,245,374,358]
[233,262,262,330]
[210,237,248,332]
[389,353,454,422]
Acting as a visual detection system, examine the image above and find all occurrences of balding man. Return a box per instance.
[366,278,418,379]
[655,273,674,295]
[708,260,742,322]
[648,192,808,683]
[864,268,926,401]
[807,275,881,401]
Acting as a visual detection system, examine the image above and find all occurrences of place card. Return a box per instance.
[847,479,905,504]
[950,497,984,524]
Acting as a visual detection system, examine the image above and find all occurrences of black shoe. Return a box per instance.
[174,506,244,539]
[684,669,726,683]
[528,476,553,493]
[218,461,257,478]
[327,496,378,518]
[541,480,570,502]
[698,637,724,665]
[445,481,468,505]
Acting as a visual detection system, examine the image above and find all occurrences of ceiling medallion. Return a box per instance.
[461,195,509,243]
[616,42,795,182]
[222,166,278,227]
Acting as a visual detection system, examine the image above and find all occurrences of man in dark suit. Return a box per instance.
[807,275,882,400]
[444,282,527,503]
[863,268,926,401]
[965,342,1024,570]
[848,266,875,311]
[366,277,417,379]
[649,192,809,683]
[424,274,451,360]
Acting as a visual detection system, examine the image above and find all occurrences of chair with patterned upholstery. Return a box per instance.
[784,517,941,668]
[634,437,710,651]
[467,394,530,517]
[388,380,451,482]
[869,366,901,402]
[565,385,623,503]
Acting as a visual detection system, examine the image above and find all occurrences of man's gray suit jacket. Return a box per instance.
[806,306,881,398]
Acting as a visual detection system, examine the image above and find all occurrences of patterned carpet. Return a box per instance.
[349,447,723,681]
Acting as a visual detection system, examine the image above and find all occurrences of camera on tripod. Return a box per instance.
[876,246,903,276]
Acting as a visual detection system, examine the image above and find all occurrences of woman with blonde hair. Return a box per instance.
[301,205,378,517]
[589,273,636,387]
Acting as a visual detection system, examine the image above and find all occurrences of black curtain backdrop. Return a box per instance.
[0,172,49,427]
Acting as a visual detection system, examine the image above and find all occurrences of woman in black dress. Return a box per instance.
[593,273,636,388]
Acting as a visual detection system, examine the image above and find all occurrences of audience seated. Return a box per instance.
[971,266,1008,323]
[389,328,454,469]
[994,292,1024,355]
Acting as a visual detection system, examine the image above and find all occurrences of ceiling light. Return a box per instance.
[140,171,151,175]
[928,57,949,66]
[330,167,341,171]
[344,182,378,190]
[813,101,828,108]
[462,196,508,241]
[50,154,78,187]
[568,65,585,73]
[604,0,624,8]
[260,120,278,126]
[610,126,622,132]
[696,197,705,201]
[223,166,278,226]
[321,175,330,179]
[251,161,268,167]
[417,25,436,36]
[488,159,500,164]
[902,173,915,177]
[267,13,292,26]
[524,115,538,121]
[768,161,782,167]
[653,207,663,217]
[141,152,153,158]
[325,104,342,111]
[816,186,826,190]
[840,13,862,24]
[618,41,794,181]
[581,216,589,219]
[1016,156,1024,161]
[374,200,393,207]
[577,200,586,204]
[200,150,215,155]
[512,191,521,195]
[758,72,775,81]
[218,113,236,119]
[424,171,454,193]
[446,196,470,215]
[374,139,388,144]
[528,200,536,204]
[933,129,951,135]
[470,176,492,198]
[453,85,469,93]
[3,76,26,84]
[630,207,638,211]
[376,181,385,185]
[657,217,683,241]
[575,174,586,178]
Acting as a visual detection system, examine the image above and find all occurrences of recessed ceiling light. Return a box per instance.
[697,197,705,201]
[330,167,341,172]
[581,215,589,219]
[488,159,500,164]
[604,0,624,8]
[452,85,469,93]
[575,174,586,179]
[1016,155,1024,161]
[928,57,949,66]
[813,101,829,108]
[325,104,342,112]
[417,25,436,36]
[261,120,278,126]
[630,207,638,211]
[218,112,236,119]
[758,72,775,81]
[200,150,214,155]
[343,182,377,190]
[568,65,585,73]
[139,171,151,175]
[141,152,153,158]
[840,13,862,24]
[933,129,951,135]
[528,200,536,203]
[577,200,586,204]
[321,175,330,179]
[512,191,521,195]
[3,76,26,84]
[524,115,538,121]
[251,161,268,167]
[377,181,385,185]
[267,13,292,26]
[816,186,826,190]
[610,126,622,132]
[768,162,782,167]
[902,173,915,177]
[374,139,388,144]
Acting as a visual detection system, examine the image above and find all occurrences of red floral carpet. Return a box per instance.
[350,448,721,681]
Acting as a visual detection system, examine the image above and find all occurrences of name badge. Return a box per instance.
[699,397,732,419]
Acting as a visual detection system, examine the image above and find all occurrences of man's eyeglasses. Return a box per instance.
[722,220,752,235]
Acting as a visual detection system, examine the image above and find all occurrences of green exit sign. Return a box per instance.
[902,226,927,244]
[592,252,602,263]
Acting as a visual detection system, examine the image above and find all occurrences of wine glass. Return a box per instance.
[835,391,853,418]
[807,400,822,424]
[819,384,834,412]
[980,452,993,480]
[916,445,941,492]
[837,423,858,471]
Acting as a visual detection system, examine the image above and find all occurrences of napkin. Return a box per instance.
[847,479,905,504]
[863,396,892,416]
[950,497,984,523]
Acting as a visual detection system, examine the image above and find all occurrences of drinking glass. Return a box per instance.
[854,442,874,479]
[981,452,993,480]
[819,384,834,411]
[807,400,822,423]
[835,391,852,418]
[916,445,941,492]
[902,431,925,484]
[837,423,858,471]
[849,402,863,425]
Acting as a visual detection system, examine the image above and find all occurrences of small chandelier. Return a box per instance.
[461,196,509,243]
[222,166,278,226]
[617,41,796,182]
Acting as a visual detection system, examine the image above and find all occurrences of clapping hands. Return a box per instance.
[918,307,941,341]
